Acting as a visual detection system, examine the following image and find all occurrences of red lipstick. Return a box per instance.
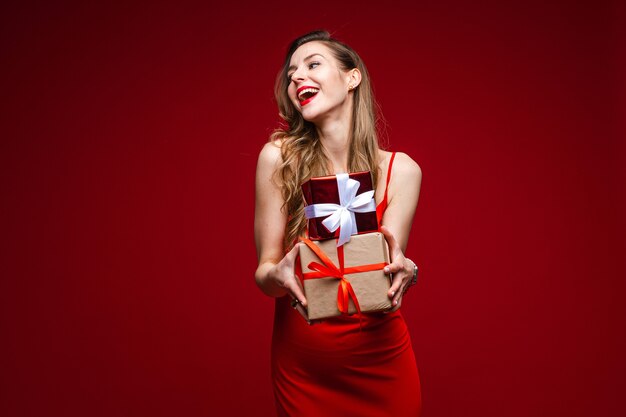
[300,96,317,106]
[296,85,319,106]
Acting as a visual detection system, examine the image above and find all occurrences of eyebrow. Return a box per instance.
[287,53,324,73]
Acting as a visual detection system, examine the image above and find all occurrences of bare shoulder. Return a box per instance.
[258,139,282,163]
[391,152,422,183]
[257,140,284,178]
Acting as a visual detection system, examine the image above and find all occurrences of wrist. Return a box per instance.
[255,262,289,298]
[405,258,418,287]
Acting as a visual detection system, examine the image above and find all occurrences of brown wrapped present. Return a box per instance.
[298,232,392,321]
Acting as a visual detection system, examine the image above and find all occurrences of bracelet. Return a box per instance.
[406,258,418,287]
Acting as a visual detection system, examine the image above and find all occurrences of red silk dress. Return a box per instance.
[271,153,422,417]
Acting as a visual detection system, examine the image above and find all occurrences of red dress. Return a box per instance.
[271,153,422,417]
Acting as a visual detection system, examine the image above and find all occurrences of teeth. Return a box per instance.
[298,88,319,100]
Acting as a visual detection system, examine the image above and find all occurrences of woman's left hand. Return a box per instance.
[380,225,414,313]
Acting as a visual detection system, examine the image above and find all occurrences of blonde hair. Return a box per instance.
[270,30,384,249]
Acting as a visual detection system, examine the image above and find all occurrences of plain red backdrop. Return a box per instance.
[1,1,624,416]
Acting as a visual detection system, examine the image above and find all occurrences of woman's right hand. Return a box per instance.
[267,243,315,324]
[269,243,307,307]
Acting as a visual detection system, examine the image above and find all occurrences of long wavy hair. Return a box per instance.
[270,30,384,249]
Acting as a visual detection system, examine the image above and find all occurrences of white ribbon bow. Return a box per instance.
[304,173,376,247]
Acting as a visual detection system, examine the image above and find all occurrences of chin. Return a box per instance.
[300,104,327,123]
[301,112,322,124]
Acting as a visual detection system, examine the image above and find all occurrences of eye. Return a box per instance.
[286,62,319,83]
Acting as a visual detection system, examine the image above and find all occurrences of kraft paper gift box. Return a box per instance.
[301,171,378,244]
[298,232,392,321]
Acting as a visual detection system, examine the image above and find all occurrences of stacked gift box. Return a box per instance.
[298,171,393,321]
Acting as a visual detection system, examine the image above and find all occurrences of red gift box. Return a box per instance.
[301,171,378,246]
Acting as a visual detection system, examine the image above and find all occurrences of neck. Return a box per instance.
[314,104,353,173]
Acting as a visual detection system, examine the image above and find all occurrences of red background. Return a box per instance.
[1,1,624,416]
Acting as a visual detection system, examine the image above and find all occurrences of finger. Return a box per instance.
[384,296,402,313]
[383,261,403,275]
[293,302,311,323]
[388,274,405,299]
[393,284,406,305]
[380,225,400,251]
[285,277,308,307]
[284,242,300,264]
[390,298,402,312]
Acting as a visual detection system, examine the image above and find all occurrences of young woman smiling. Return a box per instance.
[255,30,423,417]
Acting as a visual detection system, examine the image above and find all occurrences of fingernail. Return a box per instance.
[393,300,398,306]
[384,267,389,273]
[391,291,395,297]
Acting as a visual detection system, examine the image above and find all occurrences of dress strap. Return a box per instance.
[382,152,397,204]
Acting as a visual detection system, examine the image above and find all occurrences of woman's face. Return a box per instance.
[286,41,354,124]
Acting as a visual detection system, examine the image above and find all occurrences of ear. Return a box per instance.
[347,68,362,90]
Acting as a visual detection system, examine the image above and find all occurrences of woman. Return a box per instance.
[255,30,423,417]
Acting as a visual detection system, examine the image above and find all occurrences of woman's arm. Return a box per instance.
[380,152,422,312]
[254,141,308,306]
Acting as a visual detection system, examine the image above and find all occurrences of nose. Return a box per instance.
[290,66,306,83]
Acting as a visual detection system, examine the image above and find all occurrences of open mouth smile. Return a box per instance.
[297,86,319,106]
